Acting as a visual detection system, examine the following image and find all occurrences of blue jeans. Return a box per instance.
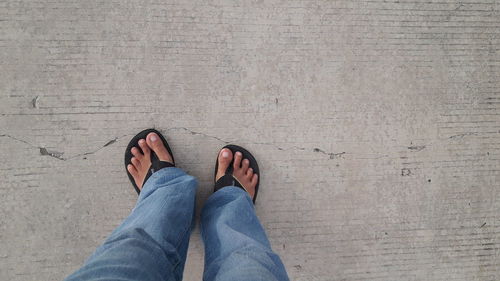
[65,167,289,281]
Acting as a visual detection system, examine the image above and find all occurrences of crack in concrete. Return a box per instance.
[166,127,230,144]
[65,135,129,160]
[2,129,343,161]
[0,133,127,161]
[167,127,343,158]
[103,138,118,147]
[0,134,68,160]
[0,134,37,147]
[313,148,346,159]
[448,132,479,139]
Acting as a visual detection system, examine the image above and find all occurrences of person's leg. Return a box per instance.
[65,133,197,281]
[201,149,289,281]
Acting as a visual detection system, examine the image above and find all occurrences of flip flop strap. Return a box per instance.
[142,160,175,187]
[214,174,247,193]
[151,159,175,172]
[150,151,175,170]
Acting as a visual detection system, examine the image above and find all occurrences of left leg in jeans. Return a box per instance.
[200,147,289,281]
[201,187,289,281]
[64,167,197,281]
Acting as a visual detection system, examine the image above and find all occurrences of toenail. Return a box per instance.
[139,139,145,144]
[236,152,242,156]
[150,135,158,142]
[222,151,229,158]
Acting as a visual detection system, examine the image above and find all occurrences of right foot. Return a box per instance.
[127,132,174,190]
[216,148,258,198]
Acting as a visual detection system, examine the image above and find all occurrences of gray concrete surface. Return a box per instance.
[1,0,500,280]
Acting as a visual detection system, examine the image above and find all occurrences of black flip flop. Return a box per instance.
[125,128,175,194]
[214,144,260,203]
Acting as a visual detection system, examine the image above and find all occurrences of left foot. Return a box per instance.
[127,132,173,190]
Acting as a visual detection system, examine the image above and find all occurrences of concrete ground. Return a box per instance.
[1,0,499,280]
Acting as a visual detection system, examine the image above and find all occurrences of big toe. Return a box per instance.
[146,132,173,163]
[216,148,233,181]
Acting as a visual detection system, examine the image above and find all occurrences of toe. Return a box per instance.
[146,132,172,163]
[127,164,138,177]
[216,148,233,181]
[241,159,250,171]
[233,151,243,169]
[251,173,258,186]
[246,167,253,178]
[138,139,150,156]
[131,157,141,168]
[146,133,161,150]
[218,148,233,168]
[131,147,143,159]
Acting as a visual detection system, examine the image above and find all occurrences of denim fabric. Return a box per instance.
[201,187,290,281]
[65,167,289,281]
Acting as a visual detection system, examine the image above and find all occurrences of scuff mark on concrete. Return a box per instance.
[31,96,39,108]
[401,168,412,176]
[408,145,426,151]
[330,152,346,159]
[39,147,65,160]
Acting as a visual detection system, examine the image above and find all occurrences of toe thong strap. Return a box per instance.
[151,160,175,172]
[141,160,175,187]
[215,174,246,192]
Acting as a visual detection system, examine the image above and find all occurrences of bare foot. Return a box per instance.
[216,148,258,198]
[127,132,173,190]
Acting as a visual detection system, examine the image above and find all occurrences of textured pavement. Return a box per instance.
[1,1,500,280]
